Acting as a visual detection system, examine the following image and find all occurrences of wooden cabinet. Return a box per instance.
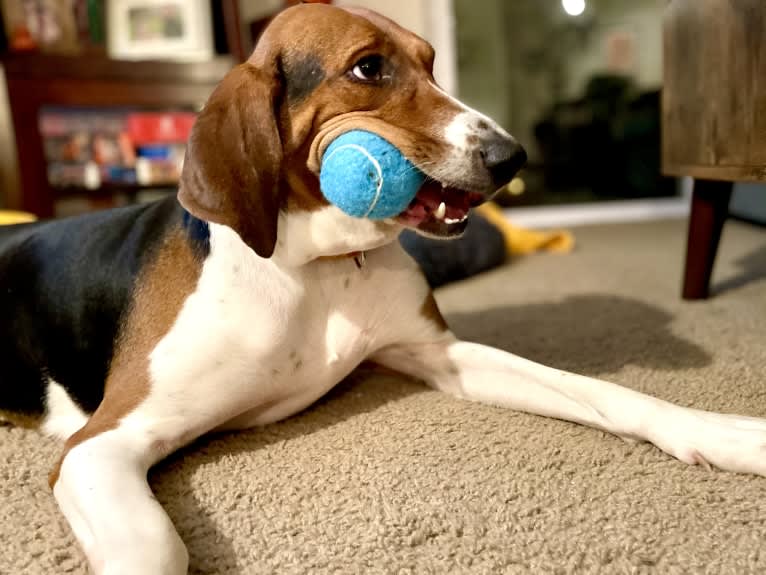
[662,0,766,298]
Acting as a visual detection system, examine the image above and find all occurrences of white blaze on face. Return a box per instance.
[444,111,475,151]
[432,82,511,145]
[430,82,513,184]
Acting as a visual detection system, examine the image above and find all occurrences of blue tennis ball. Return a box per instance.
[319,130,426,219]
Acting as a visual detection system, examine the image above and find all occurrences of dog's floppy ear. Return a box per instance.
[179,63,283,258]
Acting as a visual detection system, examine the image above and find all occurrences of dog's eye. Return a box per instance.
[351,55,385,82]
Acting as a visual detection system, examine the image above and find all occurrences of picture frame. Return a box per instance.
[107,0,214,62]
[1,0,80,54]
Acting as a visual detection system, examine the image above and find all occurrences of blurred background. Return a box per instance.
[0,0,763,225]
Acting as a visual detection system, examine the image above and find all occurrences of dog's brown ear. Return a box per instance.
[179,63,283,258]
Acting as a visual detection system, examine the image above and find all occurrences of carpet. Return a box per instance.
[1,218,765,574]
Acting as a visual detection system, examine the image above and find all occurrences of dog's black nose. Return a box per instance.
[481,136,527,189]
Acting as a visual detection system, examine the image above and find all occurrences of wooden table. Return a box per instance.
[662,0,766,299]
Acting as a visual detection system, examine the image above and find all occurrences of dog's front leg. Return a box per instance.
[373,337,766,477]
[51,425,189,575]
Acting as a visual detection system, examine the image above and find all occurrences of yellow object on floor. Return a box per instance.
[476,202,575,255]
[0,211,37,225]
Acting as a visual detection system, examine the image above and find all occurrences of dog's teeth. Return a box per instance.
[445,214,469,225]
[435,202,446,220]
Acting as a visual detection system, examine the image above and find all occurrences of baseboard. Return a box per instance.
[501,197,690,229]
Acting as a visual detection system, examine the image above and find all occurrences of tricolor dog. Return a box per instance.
[1,5,765,574]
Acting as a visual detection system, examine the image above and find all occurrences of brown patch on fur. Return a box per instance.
[48,228,203,488]
[0,409,41,429]
[420,292,448,332]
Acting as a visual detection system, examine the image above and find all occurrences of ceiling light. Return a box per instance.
[562,0,586,17]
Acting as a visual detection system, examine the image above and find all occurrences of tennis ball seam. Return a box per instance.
[322,143,384,218]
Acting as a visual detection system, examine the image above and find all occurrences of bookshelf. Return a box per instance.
[1,52,234,217]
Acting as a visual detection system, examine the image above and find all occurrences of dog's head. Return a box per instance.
[179,4,526,259]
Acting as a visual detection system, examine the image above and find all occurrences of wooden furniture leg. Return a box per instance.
[682,179,733,300]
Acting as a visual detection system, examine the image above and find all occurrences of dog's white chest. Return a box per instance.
[144,226,421,429]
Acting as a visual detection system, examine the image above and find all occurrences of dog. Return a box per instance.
[1,5,765,573]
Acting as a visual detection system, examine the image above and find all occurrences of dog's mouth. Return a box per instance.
[396,180,485,238]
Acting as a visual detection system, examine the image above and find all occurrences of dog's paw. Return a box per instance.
[654,406,766,477]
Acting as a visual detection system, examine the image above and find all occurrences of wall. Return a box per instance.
[454,0,665,160]
[239,0,283,25]
[453,0,510,127]
[0,67,19,208]
[454,0,553,148]
[335,0,428,38]
[563,0,664,98]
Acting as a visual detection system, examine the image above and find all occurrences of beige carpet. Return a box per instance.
[2,217,765,574]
